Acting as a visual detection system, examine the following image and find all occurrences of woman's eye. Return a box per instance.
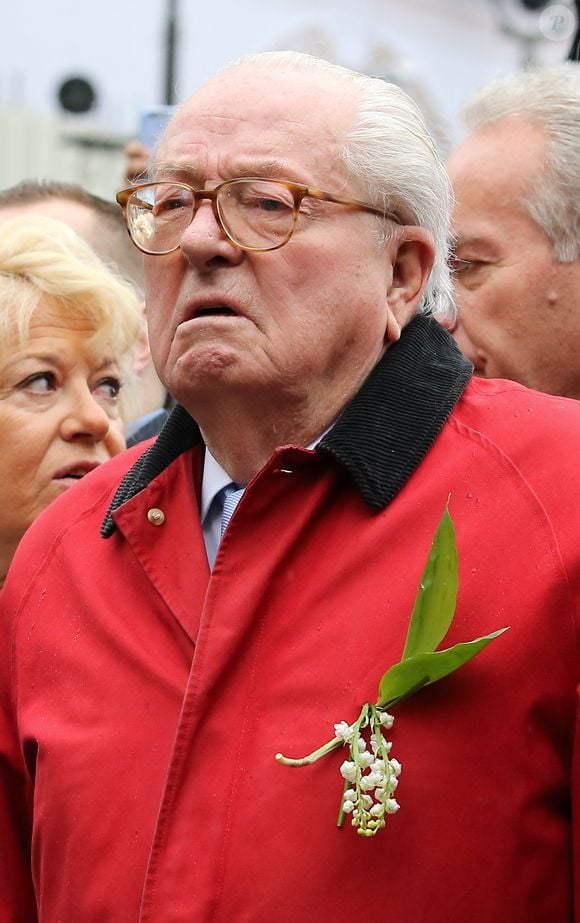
[19,372,56,393]
[93,377,122,402]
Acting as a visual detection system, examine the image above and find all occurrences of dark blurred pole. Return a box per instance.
[568,0,580,59]
[164,0,178,105]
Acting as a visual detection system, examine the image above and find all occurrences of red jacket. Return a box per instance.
[2,318,580,921]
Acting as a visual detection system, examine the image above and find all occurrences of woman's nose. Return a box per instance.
[59,386,114,443]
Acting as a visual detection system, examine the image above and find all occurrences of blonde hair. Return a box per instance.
[0,216,142,418]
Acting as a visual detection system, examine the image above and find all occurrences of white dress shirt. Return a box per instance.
[200,449,235,569]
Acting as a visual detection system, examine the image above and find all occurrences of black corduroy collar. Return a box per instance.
[319,315,472,508]
[101,315,471,537]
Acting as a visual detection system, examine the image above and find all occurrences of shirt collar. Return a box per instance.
[200,431,331,524]
[200,450,232,523]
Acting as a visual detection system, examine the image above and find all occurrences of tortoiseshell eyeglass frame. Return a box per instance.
[116,177,401,254]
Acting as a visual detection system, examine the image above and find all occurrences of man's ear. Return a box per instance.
[386,227,435,330]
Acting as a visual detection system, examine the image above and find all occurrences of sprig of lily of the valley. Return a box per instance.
[275,506,509,837]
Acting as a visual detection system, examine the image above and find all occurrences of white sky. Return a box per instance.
[2,0,574,138]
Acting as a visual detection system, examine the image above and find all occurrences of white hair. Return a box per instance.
[461,64,580,263]
[218,51,454,320]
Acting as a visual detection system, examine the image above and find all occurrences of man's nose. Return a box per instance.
[178,200,244,270]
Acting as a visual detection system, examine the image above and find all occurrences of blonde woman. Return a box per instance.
[0,216,142,585]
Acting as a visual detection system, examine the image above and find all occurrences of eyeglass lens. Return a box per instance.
[127,180,298,253]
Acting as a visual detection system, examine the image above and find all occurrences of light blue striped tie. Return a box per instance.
[220,484,245,536]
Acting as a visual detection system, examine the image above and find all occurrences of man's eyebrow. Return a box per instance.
[451,232,498,254]
[151,162,205,184]
[230,159,292,179]
[151,159,295,185]
[450,232,473,248]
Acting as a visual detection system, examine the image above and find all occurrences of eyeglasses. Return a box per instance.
[116,177,400,255]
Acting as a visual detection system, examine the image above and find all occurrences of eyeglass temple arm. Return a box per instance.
[307,188,401,225]
[127,196,153,211]
[116,189,154,211]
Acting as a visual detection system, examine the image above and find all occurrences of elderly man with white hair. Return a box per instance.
[448,64,580,397]
[2,52,580,922]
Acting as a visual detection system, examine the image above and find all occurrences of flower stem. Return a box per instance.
[337,778,349,829]
[275,735,342,767]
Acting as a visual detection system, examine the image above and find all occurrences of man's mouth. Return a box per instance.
[193,305,238,318]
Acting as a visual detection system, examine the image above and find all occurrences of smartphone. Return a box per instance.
[139,106,175,151]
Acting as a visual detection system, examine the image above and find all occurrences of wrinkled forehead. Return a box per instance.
[156,65,358,185]
[448,118,546,196]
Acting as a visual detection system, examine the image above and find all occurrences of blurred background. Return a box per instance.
[1,0,578,198]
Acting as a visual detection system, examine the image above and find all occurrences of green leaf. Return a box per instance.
[377,628,509,708]
[401,507,459,661]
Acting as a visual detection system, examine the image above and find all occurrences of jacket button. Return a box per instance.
[147,507,165,526]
